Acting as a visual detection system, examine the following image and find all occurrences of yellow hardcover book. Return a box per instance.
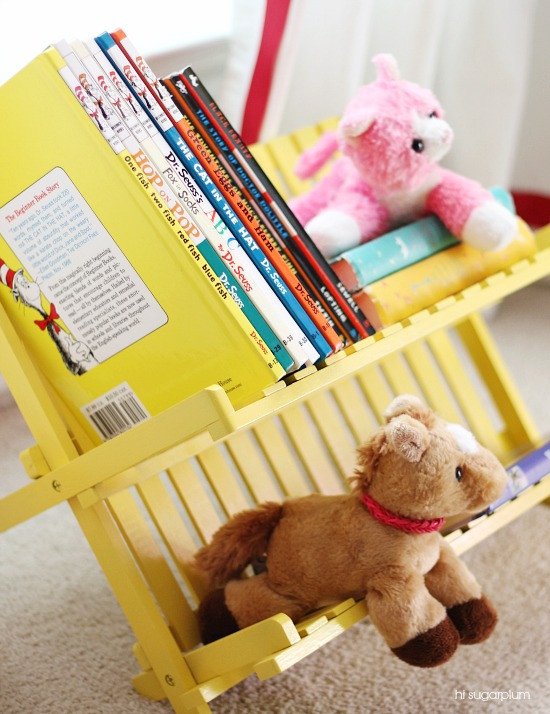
[354,220,537,328]
[0,48,284,445]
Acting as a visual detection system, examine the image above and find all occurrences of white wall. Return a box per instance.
[0,0,232,85]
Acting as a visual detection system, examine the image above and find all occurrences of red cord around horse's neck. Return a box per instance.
[361,493,445,534]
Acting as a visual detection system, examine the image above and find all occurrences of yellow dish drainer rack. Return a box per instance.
[1,120,550,713]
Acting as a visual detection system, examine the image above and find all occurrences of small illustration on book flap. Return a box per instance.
[0,256,97,374]
[77,73,116,129]
[0,167,168,372]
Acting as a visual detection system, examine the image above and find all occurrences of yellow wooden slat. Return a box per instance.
[137,476,208,606]
[305,392,357,479]
[108,490,193,652]
[311,598,357,618]
[355,365,394,423]
[403,341,464,424]
[295,598,357,636]
[69,498,198,710]
[0,386,234,533]
[132,669,166,701]
[225,430,283,504]
[0,305,77,469]
[77,432,213,508]
[296,615,328,637]
[178,664,254,711]
[290,123,324,152]
[253,420,311,498]
[198,446,252,517]
[254,600,369,680]
[317,117,340,133]
[379,352,423,398]
[455,313,540,451]
[330,378,378,446]
[279,404,346,494]
[133,642,152,671]
[427,331,505,456]
[249,142,289,199]
[537,223,550,249]
[183,614,300,683]
[168,461,223,545]
[263,134,310,197]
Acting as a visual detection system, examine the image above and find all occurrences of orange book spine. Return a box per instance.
[163,75,357,349]
[110,29,343,355]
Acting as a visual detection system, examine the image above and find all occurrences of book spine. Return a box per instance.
[84,38,159,140]
[86,39,308,369]
[174,118,334,359]
[57,43,293,375]
[107,30,337,361]
[96,31,323,364]
[139,135,305,370]
[72,39,150,144]
[354,220,536,329]
[332,188,516,291]
[488,440,550,512]
[179,66,375,339]
[164,75,356,348]
[55,59,285,383]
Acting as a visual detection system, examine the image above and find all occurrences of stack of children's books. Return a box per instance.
[330,189,537,329]
[0,30,375,445]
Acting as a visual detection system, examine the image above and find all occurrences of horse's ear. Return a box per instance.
[353,430,386,490]
[385,415,430,463]
[383,394,435,428]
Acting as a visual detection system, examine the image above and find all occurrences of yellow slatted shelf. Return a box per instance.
[1,119,549,713]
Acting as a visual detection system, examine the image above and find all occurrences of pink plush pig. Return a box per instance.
[290,54,517,259]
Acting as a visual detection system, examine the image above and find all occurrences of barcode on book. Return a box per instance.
[82,383,150,440]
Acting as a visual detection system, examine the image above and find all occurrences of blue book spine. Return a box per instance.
[197,239,294,372]
[95,33,330,362]
[333,187,515,290]
[488,440,550,513]
[166,133,330,360]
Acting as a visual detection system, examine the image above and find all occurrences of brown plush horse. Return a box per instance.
[194,395,507,667]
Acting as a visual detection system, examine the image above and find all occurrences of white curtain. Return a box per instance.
[220,0,550,195]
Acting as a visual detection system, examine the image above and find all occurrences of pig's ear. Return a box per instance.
[339,110,376,140]
[372,53,401,82]
[385,415,429,463]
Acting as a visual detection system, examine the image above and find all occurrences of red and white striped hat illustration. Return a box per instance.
[0,258,20,289]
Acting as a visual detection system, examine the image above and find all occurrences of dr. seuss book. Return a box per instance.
[53,39,294,375]
[72,38,307,370]
[97,30,338,361]
[163,73,354,349]
[0,48,285,445]
[163,73,347,347]
[173,66,375,342]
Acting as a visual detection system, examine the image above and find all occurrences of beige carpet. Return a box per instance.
[1,281,549,714]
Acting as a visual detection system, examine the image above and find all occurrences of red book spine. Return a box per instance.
[164,75,358,348]
[110,30,343,354]
[179,67,375,339]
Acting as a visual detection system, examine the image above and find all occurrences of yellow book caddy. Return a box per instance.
[2,121,550,713]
